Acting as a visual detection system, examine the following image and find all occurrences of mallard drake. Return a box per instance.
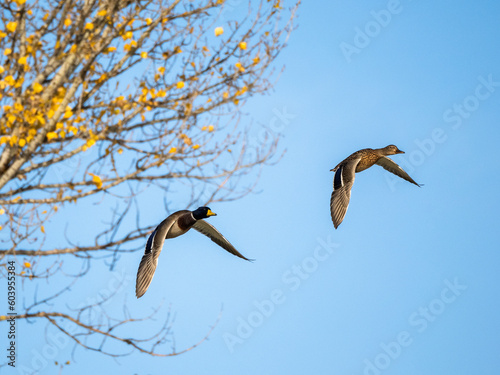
[136,207,251,298]
[330,145,421,229]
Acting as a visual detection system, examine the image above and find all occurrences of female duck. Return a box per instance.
[330,145,421,229]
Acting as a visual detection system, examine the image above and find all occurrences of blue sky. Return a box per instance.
[9,1,500,374]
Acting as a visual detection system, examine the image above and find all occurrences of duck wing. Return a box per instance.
[136,215,178,298]
[192,220,252,261]
[330,157,361,229]
[375,156,421,187]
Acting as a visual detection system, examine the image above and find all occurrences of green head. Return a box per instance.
[192,206,217,220]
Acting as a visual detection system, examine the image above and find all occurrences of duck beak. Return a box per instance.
[206,209,217,217]
[396,149,405,154]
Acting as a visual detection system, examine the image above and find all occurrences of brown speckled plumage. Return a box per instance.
[330,145,421,229]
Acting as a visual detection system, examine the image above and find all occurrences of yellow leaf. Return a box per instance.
[253,55,260,64]
[140,51,148,59]
[42,210,47,214]
[33,82,43,93]
[14,76,24,88]
[208,125,214,132]
[88,173,103,189]
[222,92,229,99]
[0,209,4,215]
[117,148,123,154]
[18,56,27,65]
[0,66,4,74]
[176,81,185,89]
[239,42,247,50]
[4,48,12,56]
[6,22,17,33]
[5,76,15,86]
[64,18,72,27]
[214,27,224,37]
[106,46,117,53]
[169,147,177,154]
[84,23,94,30]
[192,144,200,150]
[201,126,207,131]
[145,18,152,25]
[40,226,45,233]
[97,9,107,16]
[18,138,26,147]
[24,261,32,267]
[46,132,58,140]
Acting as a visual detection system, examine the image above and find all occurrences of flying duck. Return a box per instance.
[136,207,251,298]
[330,145,421,229]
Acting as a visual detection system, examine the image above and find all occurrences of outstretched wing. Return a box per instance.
[136,217,176,298]
[330,158,360,229]
[192,220,253,261]
[376,156,421,187]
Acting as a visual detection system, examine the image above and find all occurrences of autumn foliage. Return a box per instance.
[0,0,297,359]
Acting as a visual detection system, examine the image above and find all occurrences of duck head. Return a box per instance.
[192,206,217,220]
[382,145,404,155]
